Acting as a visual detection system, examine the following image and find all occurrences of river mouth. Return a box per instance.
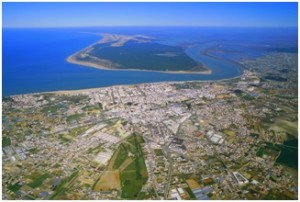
[185,42,244,77]
[7,27,289,96]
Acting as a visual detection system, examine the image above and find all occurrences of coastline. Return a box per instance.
[4,32,248,97]
[7,71,243,97]
[66,32,212,75]
[66,54,212,75]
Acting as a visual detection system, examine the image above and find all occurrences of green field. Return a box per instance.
[58,124,94,143]
[113,144,129,169]
[49,171,78,200]
[121,166,148,199]
[41,104,63,113]
[185,187,196,199]
[121,156,148,199]
[127,133,145,154]
[7,182,22,192]
[27,173,51,188]
[56,94,89,104]
[256,147,264,157]
[2,137,11,147]
[112,133,148,199]
[263,189,295,200]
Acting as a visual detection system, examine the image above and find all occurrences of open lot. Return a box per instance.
[94,171,121,191]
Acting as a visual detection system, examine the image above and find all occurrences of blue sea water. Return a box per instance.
[3,27,297,96]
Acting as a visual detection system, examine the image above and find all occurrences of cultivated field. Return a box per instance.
[94,171,121,191]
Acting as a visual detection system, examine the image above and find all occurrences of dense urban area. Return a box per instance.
[2,52,298,200]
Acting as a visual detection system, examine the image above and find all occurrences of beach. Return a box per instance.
[67,53,212,75]
[66,32,212,75]
[3,27,248,96]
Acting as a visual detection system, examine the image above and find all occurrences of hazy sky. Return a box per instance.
[3,2,298,28]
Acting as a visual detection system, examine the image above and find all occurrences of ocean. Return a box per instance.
[3,27,297,96]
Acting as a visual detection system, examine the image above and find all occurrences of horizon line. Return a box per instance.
[3,25,298,29]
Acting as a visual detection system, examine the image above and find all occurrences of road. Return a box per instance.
[163,143,173,199]
[143,135,159,199]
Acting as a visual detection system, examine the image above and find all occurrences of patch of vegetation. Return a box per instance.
[41,104,62,113]
[173,82,203,90]
[53,163,61,168]
[24,194,36,200]
[127,133,145,156]
[58,134,71,142]
[263,75,287,82]
[87,144,103,154]
[88,41,205,72]
[249,133,259,138]
[121,120,128,126]
[242,94,255,101]
[7,182,22,192]
[154,149,164,156]
[50,184,67,200]
[68,124,93,138]
[136,191,146,200]
[113,144,128,169]
[3,96,14,102]
[58,125,93,143]
[185,187,196,199]
[222,129,236,137]
[260,113,275,125]
[123,160,136,171]
[66,113,84,123]
[82,104,101,112]
[256,147,264,157]
[105,118,119,126]
[2,136,11,147]
[49,171,78,200]
[28,148,39,154]
[263,189,294,200]
[229,123,238,129]
[121,168,148,199]
[58,94,89,104]
[110,133,148,199]
[275,94,296,100]
[27,173,51,188]
[233,89,244,95]
[98,103,103,110]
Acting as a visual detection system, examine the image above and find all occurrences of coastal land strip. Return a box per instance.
[66,33,211,74]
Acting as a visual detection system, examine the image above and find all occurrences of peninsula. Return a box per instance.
[67,33,211,74]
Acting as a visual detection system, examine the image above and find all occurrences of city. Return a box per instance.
[2,52,298,200]
[2,2,298,200]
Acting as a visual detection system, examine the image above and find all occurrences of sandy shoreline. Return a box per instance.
[67,54,212,75]
[66,32,212,75]
[7,33,247,97]
[8,72,243,97]
[7,50,244,97]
